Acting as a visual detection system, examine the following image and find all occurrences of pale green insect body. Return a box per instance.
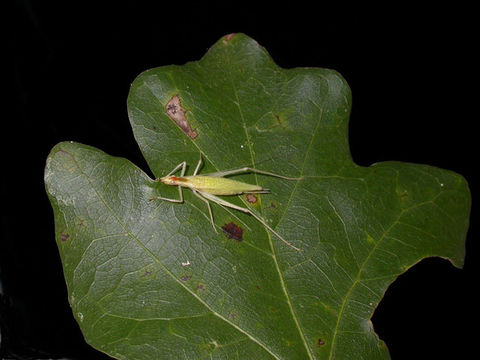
[161,175,266,195]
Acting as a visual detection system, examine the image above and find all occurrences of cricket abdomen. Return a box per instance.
[184,176,264,195]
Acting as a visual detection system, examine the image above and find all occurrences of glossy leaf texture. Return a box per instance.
[45,34,470,359]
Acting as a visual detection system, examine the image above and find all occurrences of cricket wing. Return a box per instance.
[185,176,265,195]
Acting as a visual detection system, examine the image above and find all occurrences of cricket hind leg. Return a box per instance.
[192,190,253,234]
[246,209,302,252]
[245,189,270,194]
[205,167,303,181]
[192,190,217,233]
[198,191,302,252]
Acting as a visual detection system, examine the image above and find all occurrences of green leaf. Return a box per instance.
[45,33,470,359]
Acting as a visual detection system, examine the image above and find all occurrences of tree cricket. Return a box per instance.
[150,157,303,252]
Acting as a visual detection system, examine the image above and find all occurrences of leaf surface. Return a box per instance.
[45,33,470,359]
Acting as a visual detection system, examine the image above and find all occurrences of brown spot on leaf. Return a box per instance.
[223,33,236,43]
[180,274,190,282]
[222,222,243,242]
[246,194,258,204]
[60,232,70,242]
[165,95,198,139]
[197,284,205,292]
[317,338,325,346]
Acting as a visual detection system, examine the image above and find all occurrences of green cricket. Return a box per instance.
[151,157,303,252]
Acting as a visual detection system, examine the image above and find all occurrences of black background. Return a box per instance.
[2,1,476,359]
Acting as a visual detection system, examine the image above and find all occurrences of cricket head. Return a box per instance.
[161,176,186,186]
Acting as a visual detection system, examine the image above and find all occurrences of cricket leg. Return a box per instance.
[205,167,303,181]
[199,192,302,252]
[193,156,203,176]
[150,161,187,202]
[192,190,217,233]
[163,161,187,178]
[149,185,184,203]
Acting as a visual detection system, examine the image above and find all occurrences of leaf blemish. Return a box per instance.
[274,114,286,128]
[246,193,258,204]
[223,33,236,43]
[60,232,70,242]
[317,338,325,346]
[267,202,277,209]
[222,222,243,242]
[196,284,205,292]
[180,274,190,282]
[139,265,157,281]
[165,95,198,139]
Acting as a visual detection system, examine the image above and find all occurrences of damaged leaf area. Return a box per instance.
[222,222,243,242]
[165,95,198,139]
[45,34,470,360]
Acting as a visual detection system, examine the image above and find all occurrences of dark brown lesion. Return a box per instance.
[60,232,70,242]
[222,222,243,242]
[165,95,198,139]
